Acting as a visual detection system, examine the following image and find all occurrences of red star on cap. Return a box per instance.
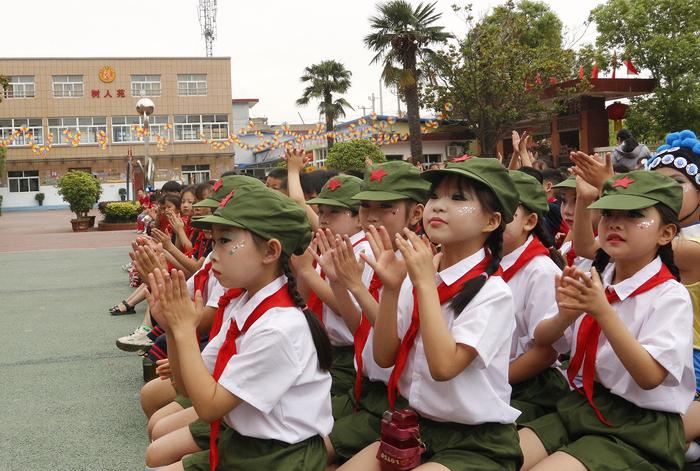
[370,168,388,183]
[612,176,635,189]
[219,190,235,207]
[328,179,342,191]
[212,179,224,192]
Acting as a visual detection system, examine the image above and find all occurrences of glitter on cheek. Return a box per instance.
[228,240,246,255]
[636,219,655,230]
[457,205,477,216]
[391,209,398,215]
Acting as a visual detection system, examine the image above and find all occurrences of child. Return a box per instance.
[145,185,333,471]
[326,161,429,462]
[519,171,694,470]
[554,176,594,271]
[340,158,523,470]
[504,171,569,424]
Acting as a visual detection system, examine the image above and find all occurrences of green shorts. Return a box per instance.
[330,345,356,397]
[329,379,408,461]
[510,367,570,424]
[183,427,326,471]
[188,418,213,452]
[173,395,193,410]
[418,417,522,471]
[522,384,685,470]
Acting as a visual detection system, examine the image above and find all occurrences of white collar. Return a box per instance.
[349,230,367,245]
[500,235,533,271]
[436,248,486,286]
[602,256,663,301]
[233,275,288,329]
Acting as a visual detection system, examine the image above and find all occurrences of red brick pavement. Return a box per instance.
[0,209,135,252]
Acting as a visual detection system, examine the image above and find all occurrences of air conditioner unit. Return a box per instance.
[446,145,464,158]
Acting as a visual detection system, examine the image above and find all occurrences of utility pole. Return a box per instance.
[368,93,376,114]
[358,104,370,116]
[378,79,384,115]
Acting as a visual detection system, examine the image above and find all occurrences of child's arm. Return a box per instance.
[397,230,477,381]
[168,213,193,253]
[672,238,700,284]
[285,148,319,232]
[508,345,558,384]
[571,175,600,259]
[152,228,202,277]
[533,266,585,347]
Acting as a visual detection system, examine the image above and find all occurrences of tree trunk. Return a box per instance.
[324,92,335,150]
[404,57,424,163]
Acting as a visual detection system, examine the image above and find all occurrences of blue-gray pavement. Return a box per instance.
[1,247,148,470]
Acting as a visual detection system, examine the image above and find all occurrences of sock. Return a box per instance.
[141,324,152,332]
[686,441,700,462]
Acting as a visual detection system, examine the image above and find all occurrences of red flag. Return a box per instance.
[624,59,639,75]
[591,63,599,79]
[578,65,584,79]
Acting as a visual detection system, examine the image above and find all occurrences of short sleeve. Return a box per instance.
[523,261,568,353]
[186,275,195,299]
[206,280,226,308]
[395,278,416,340]
[216,320,302,414]
[450,278,515,369]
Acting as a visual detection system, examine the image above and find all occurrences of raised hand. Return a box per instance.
[151,227,175,250]
[167,211,185,232]
[311,229,339,281]
[331,234,367,292]
[290,238,317,279]
[284,148,311,172]
[556,266,611,319]
[147,269,204,333]
[131,243,167,281]
[555,266,593,322]
[362,225,407,291]
[396,228,442,289]
[570,151,613,191]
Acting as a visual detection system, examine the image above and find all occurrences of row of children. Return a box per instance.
[122,129,700,471]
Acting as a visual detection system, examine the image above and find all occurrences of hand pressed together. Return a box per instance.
[146,269,204,334]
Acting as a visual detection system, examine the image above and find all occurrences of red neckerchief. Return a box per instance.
[387,255,497,408]
[182,216,195,240]
[209,284,295,471]
[306,235,368,324]
[502,237,550,282]
[208,288,245,341]
[186,231,206,259]
[565,244,576,267]
[353,271,383,405]
[566,264,675,425]
[193,262,213,300]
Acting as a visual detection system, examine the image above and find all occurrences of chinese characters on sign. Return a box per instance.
[91,89,125,98]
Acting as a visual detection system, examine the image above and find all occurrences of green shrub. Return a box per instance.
[56,171,102,219]
[104,201,141,222]
[326,139,385,172]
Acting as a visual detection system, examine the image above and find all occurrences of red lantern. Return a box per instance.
[606,102,629,121]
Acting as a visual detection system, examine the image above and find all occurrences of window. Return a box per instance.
[8,170,39,193]
[177,74,207,96]
[423,154,443,164]
[314,148,328,168]
[0,118,43,146]
[174,114,228,141]
[4,76,35,99]
[182,165,210,184]
[48,117,107,145]
[112,115,169,143]
[52,75,84,98]
[385,154,404,161]
[131,75,161,97]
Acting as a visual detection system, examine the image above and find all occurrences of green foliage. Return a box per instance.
[326,139,386,172]
[56,171,102,219]
[590,0,700,140]
[0,146,5,175]
[104,201,140,222]
[0,75,8,103]
[423,0,578,155]
[35,193,45,202]
[0,194,3,216]
[118,188,127,195]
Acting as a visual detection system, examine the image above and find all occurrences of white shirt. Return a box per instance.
[501,236,568,358]
[186,252,226,308]
[566,257,695,414]
[319,231,369,346]
[201,276,333,442]
[560,240,593,272]
[394,248,521,424]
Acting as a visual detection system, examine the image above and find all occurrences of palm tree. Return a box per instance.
[296,60,353,149]
[365,1,451,163]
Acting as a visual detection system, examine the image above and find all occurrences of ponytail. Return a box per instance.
[281,254,333,371]
[531,217,566,269]
[654,203,682,281]
[450,225,504,315]
[591,248,611,275]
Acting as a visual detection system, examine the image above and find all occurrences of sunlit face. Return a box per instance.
[654,167,700,226]
[503,205,537,255]
[210,225,263,289]
[423,175,496,246]
[359,200,422,242]
[317,204,361,237]
[180,191,196,217]
[558,188,576,228]
[598,206,675,262]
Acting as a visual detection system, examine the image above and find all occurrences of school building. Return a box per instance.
[0,57,234,208]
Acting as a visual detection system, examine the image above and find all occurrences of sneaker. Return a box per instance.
[121,262,133,272]
[116,325,154,352]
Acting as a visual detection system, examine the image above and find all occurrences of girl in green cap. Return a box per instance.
[143,186,334,471]
[339,158,523,470]
[519,170,694,470]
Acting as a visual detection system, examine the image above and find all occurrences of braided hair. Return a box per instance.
[530,215,566,269]
[280,254,333,371]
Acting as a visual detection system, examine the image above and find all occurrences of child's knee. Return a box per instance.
[145,440,169,468]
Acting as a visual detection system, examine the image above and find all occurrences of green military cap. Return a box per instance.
[553,175,576,189]
[306,175,362,210]
[421,158,519,224]
[587,170,682,215]
[192,186,312,256]
[193,175,265,208]
[509,170,549,216]
[352,161,430,203]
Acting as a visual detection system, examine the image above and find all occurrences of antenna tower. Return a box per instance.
[198,0,217,57]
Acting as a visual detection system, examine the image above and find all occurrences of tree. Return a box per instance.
[326,139,385,172]
[365,0,451,163]
[296,60,353,150]
[57,171,102,220]
[422,1,577,156]
[0,75,7,103]
[590,0,700,141]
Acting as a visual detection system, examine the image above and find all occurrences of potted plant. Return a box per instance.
[98,201,140,231]
[0,194,3,217]
[35,192,45,206]
[118,187,127,201]
[56,171,102,231]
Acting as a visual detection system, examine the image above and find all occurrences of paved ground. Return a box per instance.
[0,209,148,470]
